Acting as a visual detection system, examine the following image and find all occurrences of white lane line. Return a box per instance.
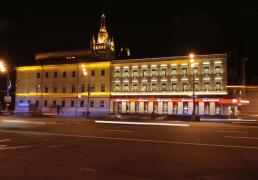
[224,136,258,140]
[1,130,258,150]
[232,122,257,124]
[218,130,248,133]
[1,120,46,125]
[105,130,133,133]
[95,121,190,127]
[0,139,11,142]
[0,144,44,151]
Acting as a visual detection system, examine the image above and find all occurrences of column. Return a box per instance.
[110,100,114,113]
[148,102,153,113]
[210,102,215,115]
[199,102,204,115]
[188,102,193,115]
[122,102,126,113]
[168,102,173,114]
[158,102,163,114]
[178,102,183,115]
[139,102,144,113]
[130,101,135,113]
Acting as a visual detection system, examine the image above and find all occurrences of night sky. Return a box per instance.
[0,2,258,84]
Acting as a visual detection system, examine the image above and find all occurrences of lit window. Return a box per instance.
[132,69,138,77]
[194,83,199,91]
[172,83,177,91]
[152,83,157,92]
[182,83,188,91]
[115,70,120,78]
[182,67,187,76]
[123,69,129,78]
[163,102,168,114]
[216,82,221,91]
[161,68,167,77]
[204,82,210,91]
[124,84,129,92]
[161,83,167,92]
[115,84,120,92]
[193,67,198,75]
[204,66,210,75]
[142,69,147,77]
[171,68,177,77]
[142,84,147,92]
[133,84,138,92]
[151,69,157,77]
[215,66,222,75]
[101,83,105,92]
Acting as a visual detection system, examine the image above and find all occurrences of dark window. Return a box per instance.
[90,101,94,107]
[72,86,76,93]
[53,87,57,93]
[37,73,40,78]
[28,100,31,104]
[71,101,74,107]
[101,70,105,76]
[44,87,48,93]
[62,100,65,107]
[91,70,95,76]
[81,85,85,92]
[45,72,49,78]
[53,100,56,106]
[100,101,104,108]
[44,101,47,107]
[90,84,95,92]
[63,72,66,77]
[36,100,39,107]
[62,87,66,93]
[19,100,23,103]
[80,101,84,107]
[101,83,105,92]
[54,72,58,78]
[72,71,76,77]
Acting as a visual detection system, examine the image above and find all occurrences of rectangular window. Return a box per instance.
[53,100,56,106]
[90,101,94,107]
[72,71,76,77]
[71,101,74,107]
[62,100,65,107]
[115,84,120,92]
[204,66,210,75]
[172,68,177,76]
[72,86,76,93]
[100,100,104,108]
[54,72,58,78]
[142,69,147,77]
[45,72,49,78]
[53,87,58,93]
[161,83,167,92]
[172,83,177,91]
[133,84,137,92]
[151,69,157,77]
[90,84,95,92]
[123,69,129,78]
[124,84,129,92]
[91,70,95,76]
[163,102,168,114]
[182,67,187,76]
[37,73,40,78]
[132,69,138,77]
[194,83,199,91]
[101,83,105,92]
[151,83,157,92]
[44,101,47,107]
[204,82,210,91]
[182,83,188,91]
[36,100,39,107]
[193,67,198,75]
[101,70,105,76]
[81,85,85,92]
[62,87,66,93]
[80,101,84,107]
[142,84,147,92]
[44,87,48,93]
[36,85,41,92]
[115,70,120,78]
[161,68,167,77]
[63,72,67,77]
[216,82,221,91]
[215,66,222,75]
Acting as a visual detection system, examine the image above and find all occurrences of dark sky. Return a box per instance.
[0,2,258,83]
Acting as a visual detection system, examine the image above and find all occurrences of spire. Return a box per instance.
[101,13,106,29]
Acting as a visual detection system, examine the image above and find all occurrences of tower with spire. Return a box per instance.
[91,14,115,52]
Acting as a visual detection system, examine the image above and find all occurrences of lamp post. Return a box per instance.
[82,65,90,117]
[189,54,196,121]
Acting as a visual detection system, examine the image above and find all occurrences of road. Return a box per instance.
[0,116,258,180]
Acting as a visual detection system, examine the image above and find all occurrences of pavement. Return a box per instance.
[0,116,258,179]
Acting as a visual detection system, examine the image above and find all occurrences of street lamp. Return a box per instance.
[189,54,196,121]
[0,61,11,112]
[82,65,90,117]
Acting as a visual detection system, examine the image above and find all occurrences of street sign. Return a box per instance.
[4,96,11,103]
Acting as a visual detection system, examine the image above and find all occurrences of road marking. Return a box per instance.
[1,120,46,125]
[232,122,257,124]
[95,121,190,127]
[218,130,248,133]
[1,130,258,150]
[0,144,44,151]
[0,139,11,142]
[224,136,258,140]
[105,130,133,133]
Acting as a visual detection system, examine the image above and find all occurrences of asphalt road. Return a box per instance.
[0,116,258,180]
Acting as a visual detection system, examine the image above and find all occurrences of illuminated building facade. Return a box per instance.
[110,54,248,116]
[15,15,249,116]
